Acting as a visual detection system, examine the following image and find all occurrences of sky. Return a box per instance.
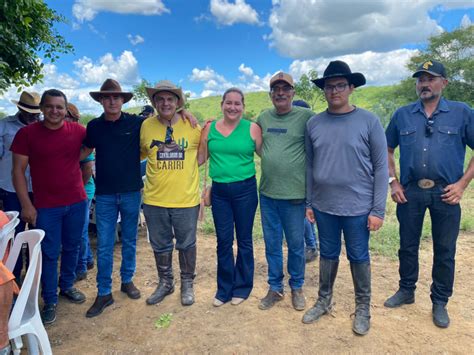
[0,0,473,115]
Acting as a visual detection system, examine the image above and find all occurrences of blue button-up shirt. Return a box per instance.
[386,98,474,186]
[0,113,33,192]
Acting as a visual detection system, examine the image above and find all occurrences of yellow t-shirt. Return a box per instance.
[140,116,201,207]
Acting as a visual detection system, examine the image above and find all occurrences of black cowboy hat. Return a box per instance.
[312,60,366,89]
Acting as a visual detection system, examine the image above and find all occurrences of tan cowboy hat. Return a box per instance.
[67,103,80,121]
[11,91,41,114]
[89,78,133,103]
[145,80,186,110]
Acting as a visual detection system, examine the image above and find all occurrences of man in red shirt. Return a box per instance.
[11,89,88,325]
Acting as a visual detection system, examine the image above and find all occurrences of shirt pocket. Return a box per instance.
[399,127,416,145]
[438,126,458,146]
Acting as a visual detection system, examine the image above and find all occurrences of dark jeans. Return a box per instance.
[36,199,87,304]
[211,177,258,302]
[313,208,370,263]
[304,218,318,250]
[0,188,33,280]
[396,184,460,305]
[76,198,94,275]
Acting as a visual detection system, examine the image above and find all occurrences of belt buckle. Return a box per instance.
[417,179,435,189]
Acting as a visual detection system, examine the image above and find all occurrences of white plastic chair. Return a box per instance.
[0,211,20,262]
[6,229,52,355]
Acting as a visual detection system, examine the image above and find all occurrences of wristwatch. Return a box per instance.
[388,176,397,185]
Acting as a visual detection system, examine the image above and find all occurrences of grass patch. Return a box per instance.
[155,313,173,329]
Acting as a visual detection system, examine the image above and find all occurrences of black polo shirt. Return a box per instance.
[84,112,144,195]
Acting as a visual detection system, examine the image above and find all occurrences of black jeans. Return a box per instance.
[396,183,460,305]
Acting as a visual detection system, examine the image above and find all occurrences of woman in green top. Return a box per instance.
[199,88,262,306]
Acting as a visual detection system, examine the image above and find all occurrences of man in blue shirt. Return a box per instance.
[385,60,474,328]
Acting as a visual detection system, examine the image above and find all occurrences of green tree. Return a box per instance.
[0,0,73,93]
[395,25,474,105]
[294,69,323,109]
[0,112,6,119]
[132,79,153,103]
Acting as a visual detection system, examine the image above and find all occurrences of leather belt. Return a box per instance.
[417,179,435,189]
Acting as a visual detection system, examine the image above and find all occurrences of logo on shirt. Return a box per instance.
[150,138,185,170]
[267,128,288,134]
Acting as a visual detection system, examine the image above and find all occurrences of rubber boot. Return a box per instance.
[350,262,371,335]
[146,251,175,305]
[179,246,196,306]
[302,258,339,324]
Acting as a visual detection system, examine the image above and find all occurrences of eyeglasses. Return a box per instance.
[323,83,349,93]
[271,85,294,94]
[165,126,174,144]
[425,119,434,137]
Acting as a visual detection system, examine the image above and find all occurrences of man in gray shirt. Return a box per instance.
[302,61,388,335]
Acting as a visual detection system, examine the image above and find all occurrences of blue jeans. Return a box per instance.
[396,184,460,305]
[0,188,33,280]
[36,200,87,304]
[313,208,370,263]
[260,195,305,292]
[76,198,94,275]
[211,177,258,302]
[304,218,318,250]
[95,191,141,296]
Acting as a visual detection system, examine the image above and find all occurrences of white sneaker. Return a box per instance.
[231,297,245,305]
[213,298,224,307]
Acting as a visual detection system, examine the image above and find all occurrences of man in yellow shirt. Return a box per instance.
[140,81,201,306]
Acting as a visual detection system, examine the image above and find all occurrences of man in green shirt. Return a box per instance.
[257,72,314,311]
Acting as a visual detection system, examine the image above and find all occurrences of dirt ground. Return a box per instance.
[45,228,473,354]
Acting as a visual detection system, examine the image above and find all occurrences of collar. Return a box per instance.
[5,112,22,123]
[412,97,450,114]
[100,111,124,122]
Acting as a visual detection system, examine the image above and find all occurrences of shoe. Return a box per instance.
[41,303,57,324]
[60,287,86,304]
[121,282,141,299]
[75,271,87,283]
[432,304,450,328]
[87,261,94,270]
[86,294,114,318]
[350,262,371,335]
[258,289,284,310]
[231,297,245,305]
[291,289,306,311]
[302,258,338,324]
[384,289,415,308]
[305,248,318,263]
[213,298,225,307]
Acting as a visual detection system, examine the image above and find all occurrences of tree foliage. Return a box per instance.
[0,0,73,93]
[294,69,324,109]
[394,25,474,105]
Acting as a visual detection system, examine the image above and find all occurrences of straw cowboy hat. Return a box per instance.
[11,91,41,114]
[89,78,133,103]
[145,80,186,110]
[312,60,366,89]
[67,103,81,121]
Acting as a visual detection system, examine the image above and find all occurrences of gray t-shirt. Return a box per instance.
[305,107,388,218]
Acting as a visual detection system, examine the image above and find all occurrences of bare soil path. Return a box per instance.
[47,231,473,354]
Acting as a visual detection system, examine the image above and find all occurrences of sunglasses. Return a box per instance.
[425,119,435,137]
[165,126,174,144]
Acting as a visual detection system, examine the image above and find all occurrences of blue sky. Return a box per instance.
[1,0,472,115]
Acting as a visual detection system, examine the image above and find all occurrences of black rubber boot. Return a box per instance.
[350,262,371,335]
[146,251,175,305]
[302,258,339,324]
[179,246,196,306]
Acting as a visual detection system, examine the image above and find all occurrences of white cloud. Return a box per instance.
[460,14,471,28]
[210,0,260,26]
[127,34,145,46]
[289,49,417,86]
[73,51,140,85]
[238,63,254,76]
[73,0,170,22]
[266,0,474,58]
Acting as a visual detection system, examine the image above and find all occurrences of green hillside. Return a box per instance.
[126,84,399,124]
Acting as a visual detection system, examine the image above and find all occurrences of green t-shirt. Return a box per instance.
[257,106,314,199]
[208,119,256,183]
